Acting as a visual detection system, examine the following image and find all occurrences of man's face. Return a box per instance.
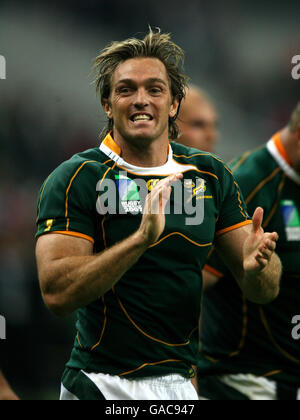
[177,94,218,153]
[103,57,178,145]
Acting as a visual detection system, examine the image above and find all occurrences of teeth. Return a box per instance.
[133,114,151,122]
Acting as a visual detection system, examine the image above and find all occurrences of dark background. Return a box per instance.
[0,0,299,399]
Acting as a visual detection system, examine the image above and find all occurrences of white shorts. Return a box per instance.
[60,370,198,400]
[218,374,300,400]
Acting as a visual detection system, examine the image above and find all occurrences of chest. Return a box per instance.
[96,171,220,250]
[267,180,300,273]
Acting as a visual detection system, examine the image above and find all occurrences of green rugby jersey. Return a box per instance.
[36,133,251,379]
[199,132,300,386]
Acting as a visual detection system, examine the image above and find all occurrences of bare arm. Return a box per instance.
[0,371,19,401]
[202,269,220,291]
[36,173,182,316]
[215,207,281,304]
[36,231,149,316]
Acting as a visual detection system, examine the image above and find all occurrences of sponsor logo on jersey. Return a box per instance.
[281,199,300,241]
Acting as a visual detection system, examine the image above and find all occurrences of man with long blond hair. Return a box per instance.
[35,28,281,400]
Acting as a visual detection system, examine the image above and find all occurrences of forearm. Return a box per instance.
[40,230,149,316]
[239,252,282,304]
[0,372,19,400]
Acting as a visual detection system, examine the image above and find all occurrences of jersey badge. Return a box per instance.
[115,174,143,214]
[281,199,300,241]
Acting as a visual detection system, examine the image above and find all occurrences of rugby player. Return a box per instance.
[198,102,300,400]
[35,28,281,400]
[176,85,218,153]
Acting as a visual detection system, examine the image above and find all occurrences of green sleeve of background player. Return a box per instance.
[214,162,251,237]
[205,147,283,276]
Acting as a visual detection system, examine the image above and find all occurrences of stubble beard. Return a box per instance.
[114,119,169,149]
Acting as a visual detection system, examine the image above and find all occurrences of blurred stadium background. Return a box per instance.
[0,0,299,399]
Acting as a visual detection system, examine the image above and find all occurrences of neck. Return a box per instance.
[280,127,300,174]
[113,131,169,167]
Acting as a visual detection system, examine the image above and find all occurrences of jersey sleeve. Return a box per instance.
[36,160,99,244]
[204,249,229,278]
[215,164,252,237]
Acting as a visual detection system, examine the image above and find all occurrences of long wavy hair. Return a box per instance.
[92,27,188,140]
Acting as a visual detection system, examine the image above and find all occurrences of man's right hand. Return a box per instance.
[138,173,183,246]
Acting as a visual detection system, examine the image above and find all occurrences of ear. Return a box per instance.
[102,98,113,119]
[169,97,180,119]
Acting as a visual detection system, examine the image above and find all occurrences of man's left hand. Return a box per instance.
[243,207,279,275]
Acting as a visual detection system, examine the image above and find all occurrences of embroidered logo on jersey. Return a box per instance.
[44,219,54,232]
[115,174,143,214]
[147,179,160,192]
[281,200,300,241]
[183,179,195,189]
[192,178,207,198]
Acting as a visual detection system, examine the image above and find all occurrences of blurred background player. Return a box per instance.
[197,101,300,400]
[176,85,219,153]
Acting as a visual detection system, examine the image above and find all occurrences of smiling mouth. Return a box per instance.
[130,114,153,122]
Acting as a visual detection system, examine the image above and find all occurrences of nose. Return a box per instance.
[133,88,148,109]
[204,123,218,144]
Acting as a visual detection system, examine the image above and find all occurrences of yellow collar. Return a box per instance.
[102,132,122,156]
[272,132,292,165]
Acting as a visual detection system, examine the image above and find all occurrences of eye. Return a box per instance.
[149,87,162,95]
[191,120,205,129]
[117,87,133,95]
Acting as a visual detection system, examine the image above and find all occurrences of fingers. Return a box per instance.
[145,173,183,214]
[256,232,279,261]
[254,254,268,270]
[156,173,183,189]
[252,207,264,233]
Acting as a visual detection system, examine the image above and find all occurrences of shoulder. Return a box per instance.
[40,147,112,190]
[229,145,283,200]
[57,147,111,178]
[171,142,230,181]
